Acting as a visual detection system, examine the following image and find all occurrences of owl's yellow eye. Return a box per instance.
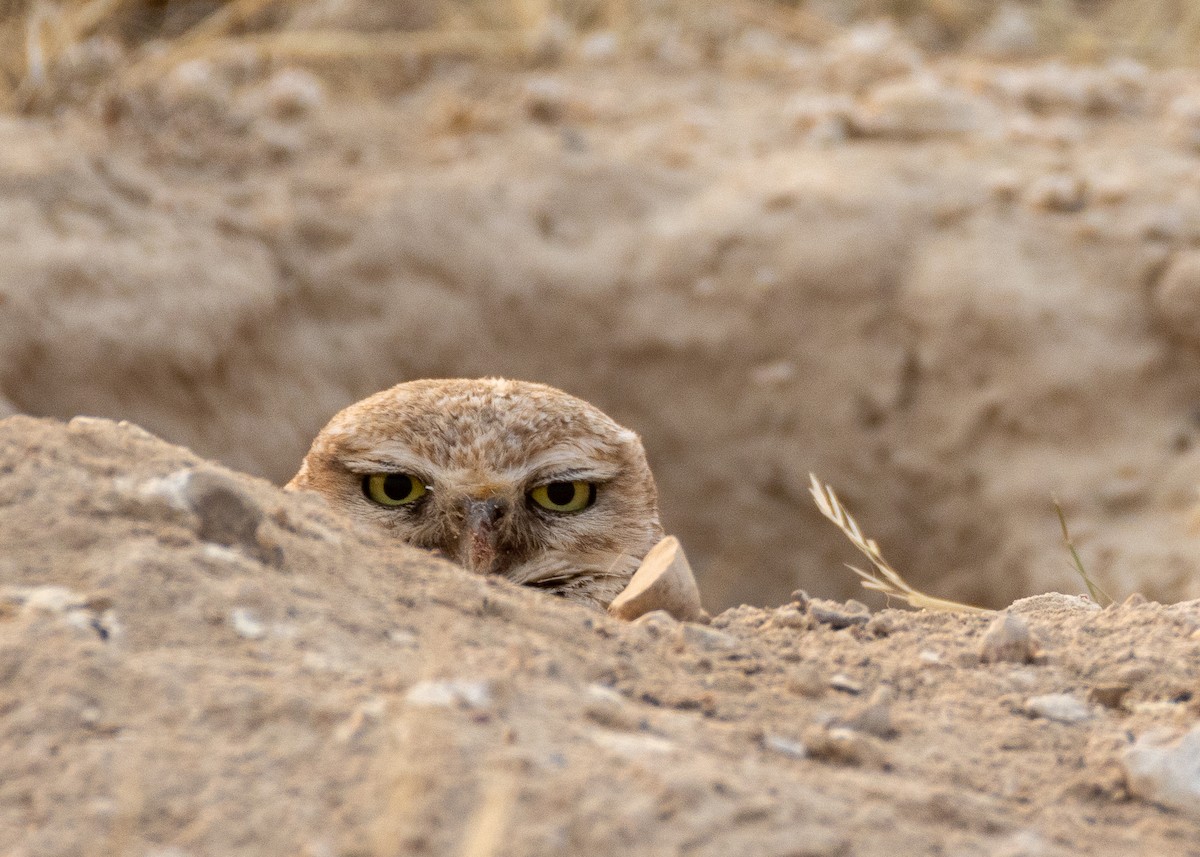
[529,480,596,513]
[364,473,427,507]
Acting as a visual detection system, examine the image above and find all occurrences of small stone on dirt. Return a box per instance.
[184,470,264,553]
[770,607,808,629]
[674,624,737,652]
[803,725,890,769]
[230,608,266,640]
[810,600,871,629]
[631,609,678,639]
[1122,726,1200,821]
[829,673,864,695]
[980,612,1041,664]
[405,679,492,710]
[763,733,807,759]
[1024,693,1091,724]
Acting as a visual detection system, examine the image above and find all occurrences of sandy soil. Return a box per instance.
[4,4,1200,852]
[3,415,1200,856]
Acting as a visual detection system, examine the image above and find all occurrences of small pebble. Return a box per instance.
[184,470,264,553]
[803,725,890,768]
[1025,693,1091,724]
[810,601,870,629]
[854,77,990,140]
[770,607,808,629]
[583,685,641,732]
[980,612,1041,664]
[230,608,266,640]
[1123,725,1200,821]
[405,679,491,710]
[841,697,897,739]
[632,610,678,639]
[674,624,738,652]
[829,673,863,695]
[763,733,807,759]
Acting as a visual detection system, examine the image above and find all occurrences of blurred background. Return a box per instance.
[3,0,1200,610]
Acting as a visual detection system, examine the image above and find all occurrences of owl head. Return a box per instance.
[288,378,664,608]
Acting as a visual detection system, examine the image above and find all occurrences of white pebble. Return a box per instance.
[230,607,266,640]
[1123,726,1200,820]
[1025,693,1091,724]
[405,678,491,710]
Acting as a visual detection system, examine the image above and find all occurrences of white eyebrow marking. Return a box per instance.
[340,448,435,476]
[342,444,621,485]
[521,447,620,482]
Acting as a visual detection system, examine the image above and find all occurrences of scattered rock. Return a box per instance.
[769,606,808,629]
[980,612,1041,664]
[631,609,679,639]
[1123,726,1200,821]
[590,729,675,758]
[854,77,993,139]
[405,679,492,710]
[12,585,83,614]
[763,733,807,760]
[184,470,264,555]
[830,673,864,695]
[803,725,890,769]
[1024,694,1091,724]
[809,600,871,630]
[865,613,898,637]
[230,607,266,640]
[840,691,898,740]
[789,590,812,611]
[673,624,737,652]
[583,685,642,732]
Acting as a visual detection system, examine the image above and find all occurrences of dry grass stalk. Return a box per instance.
[120,26,531,87]
[1052,496,1113,607]
[809,473,987,614]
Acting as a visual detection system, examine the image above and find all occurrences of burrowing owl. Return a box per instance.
[288,378,664,609]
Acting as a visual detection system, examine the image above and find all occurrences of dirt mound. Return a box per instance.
[3,415,1200,855]
[4,4,1200,617]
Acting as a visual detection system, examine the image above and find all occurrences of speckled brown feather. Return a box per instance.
[287,378,664,609]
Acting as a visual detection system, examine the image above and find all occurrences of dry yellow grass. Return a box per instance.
[809,474,988,614]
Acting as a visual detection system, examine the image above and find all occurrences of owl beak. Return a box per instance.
[459,497,506,575]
